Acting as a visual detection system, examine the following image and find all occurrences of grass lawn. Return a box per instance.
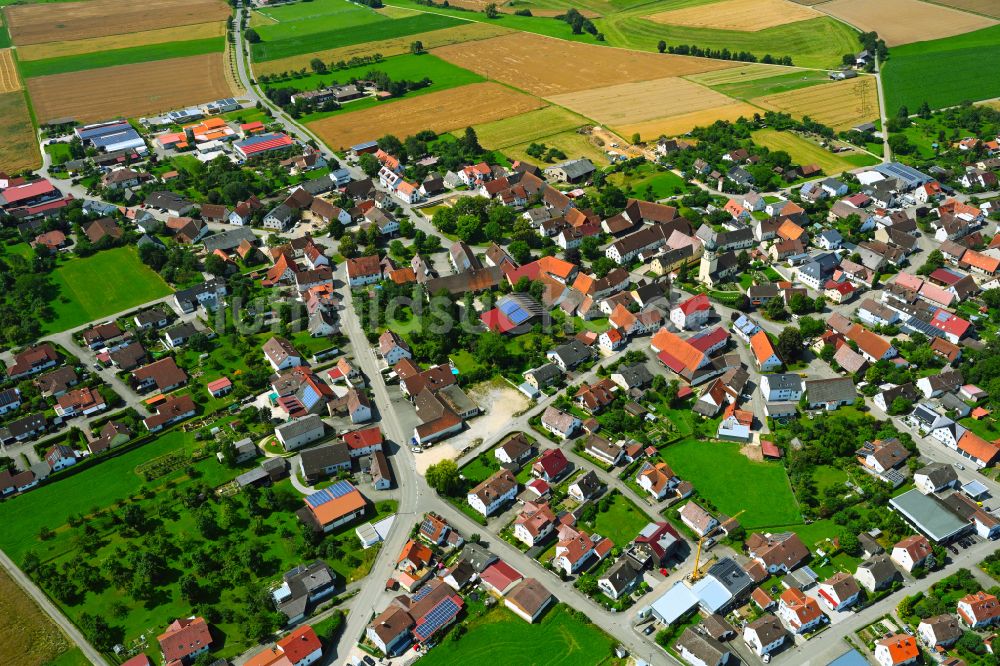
[709,69,831,99]
[44,247,172,334]
[0,566,80,666]
[608,166,688,198]
[503,128,612,167]
[451,349,486,377]
[419,604,620,666]
[264,53,483,93]
[17,37,224,78]
[578,492,649,546]
[44,141,73,165]
[960,417,1000,442]
[661,438,801,529]
[460,452,500,485]
[256,0,389,40]
[882,25,1000,113]
[752,129,879,173]
[251,12,462,61]
[812,465,848,493]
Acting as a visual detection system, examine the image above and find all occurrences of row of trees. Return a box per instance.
[658,41,793,65]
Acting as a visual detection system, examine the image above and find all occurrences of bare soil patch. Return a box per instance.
[816,0,996,45]
[433,31,737,96]
[751,76,879,130]
[308,81,545,149]
[4,0,231,45]
[548,76,735,127]
[647,0,820,31]
[27,53,233,124]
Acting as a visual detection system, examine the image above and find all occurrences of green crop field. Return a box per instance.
[752,129,879,173]
[661,438,802,528]
[266,53,482,92]
[707,69,831,100]
[882,25,1000,114]
[597,14,859,69]
[44,247,172,334]
[251,13,463,61]
[255,0,388,40]
[419,604,620,666]
[17,36,225,78]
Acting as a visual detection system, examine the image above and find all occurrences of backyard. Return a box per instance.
[576,491,650,547]
[419,604,622,666]
[44,247,172,334]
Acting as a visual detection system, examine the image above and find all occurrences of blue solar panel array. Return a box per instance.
[498,298,532,325]
[412,585,434,602]
[414,597,460,640]
[305,480,355,508]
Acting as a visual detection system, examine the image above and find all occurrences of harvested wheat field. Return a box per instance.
[4,0,231,45]
[751,76,879,130]
[685,63,807,86]
[618,102,763,140]
[0,92,40,173]
[17,21,226,61]
[254,22,513,76]
[0,567,75,666]
[548,76,735,127]
[27,53,232,124]
[647,0,819,31]
[926,0,1000,19]
[308,82,546,149]
[0,49,20,92]
[434,32,737,96]
[817,0,996,45]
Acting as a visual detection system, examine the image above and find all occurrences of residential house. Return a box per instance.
[891,534,932,572]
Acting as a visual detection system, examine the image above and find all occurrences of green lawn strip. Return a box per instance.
[44,141,73,164]
[43,247,172,334]
[882,25,1000,113]
[18,37,225,78]
[811,464,848,493]
[256,1,389,40]
[263,53,483,92]
[251,13,463,61]
[660,438,802,529]
[419,604,620,666]
[710,70,831,99]
[959,416,1000,441]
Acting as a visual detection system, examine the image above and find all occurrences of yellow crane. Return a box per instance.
[689,509,745,582]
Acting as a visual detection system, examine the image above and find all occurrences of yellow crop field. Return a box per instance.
[0,49,20,92]
[434,31,737,96]
[503,129,612,166]
[16,21,226,61]
[617,102,763,141]
[548,76,736,127]
[0,92,40,172]
[253,22,513,76]
[751,77,879,130]
[647,0,820,31]
[308,82,546,149]
[817,0,996,45]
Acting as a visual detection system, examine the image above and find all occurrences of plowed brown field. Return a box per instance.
[27,53,233,123]
[434,31,737,96]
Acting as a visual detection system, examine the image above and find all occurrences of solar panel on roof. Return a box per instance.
[329,480,354,498]
[305,488,332,508]
[412,585,434,601]
[414,597,460,640]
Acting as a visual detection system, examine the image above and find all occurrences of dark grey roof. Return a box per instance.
[806,377,856,404]
[203,227,257,253]
[526,363,561,383]
[915,461,958,488]
[570,470,602,500]
[707,557,753,598]
[461,543,497,572]
[614,362,653,389]
[549,158,595,179]
[676,628,731,665]
[299,442,350,477]
[763,373,802,392]
[599,557,641,594]
[547,339,591,368]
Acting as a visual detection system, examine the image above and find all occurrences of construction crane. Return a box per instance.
[689,509,745,582]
